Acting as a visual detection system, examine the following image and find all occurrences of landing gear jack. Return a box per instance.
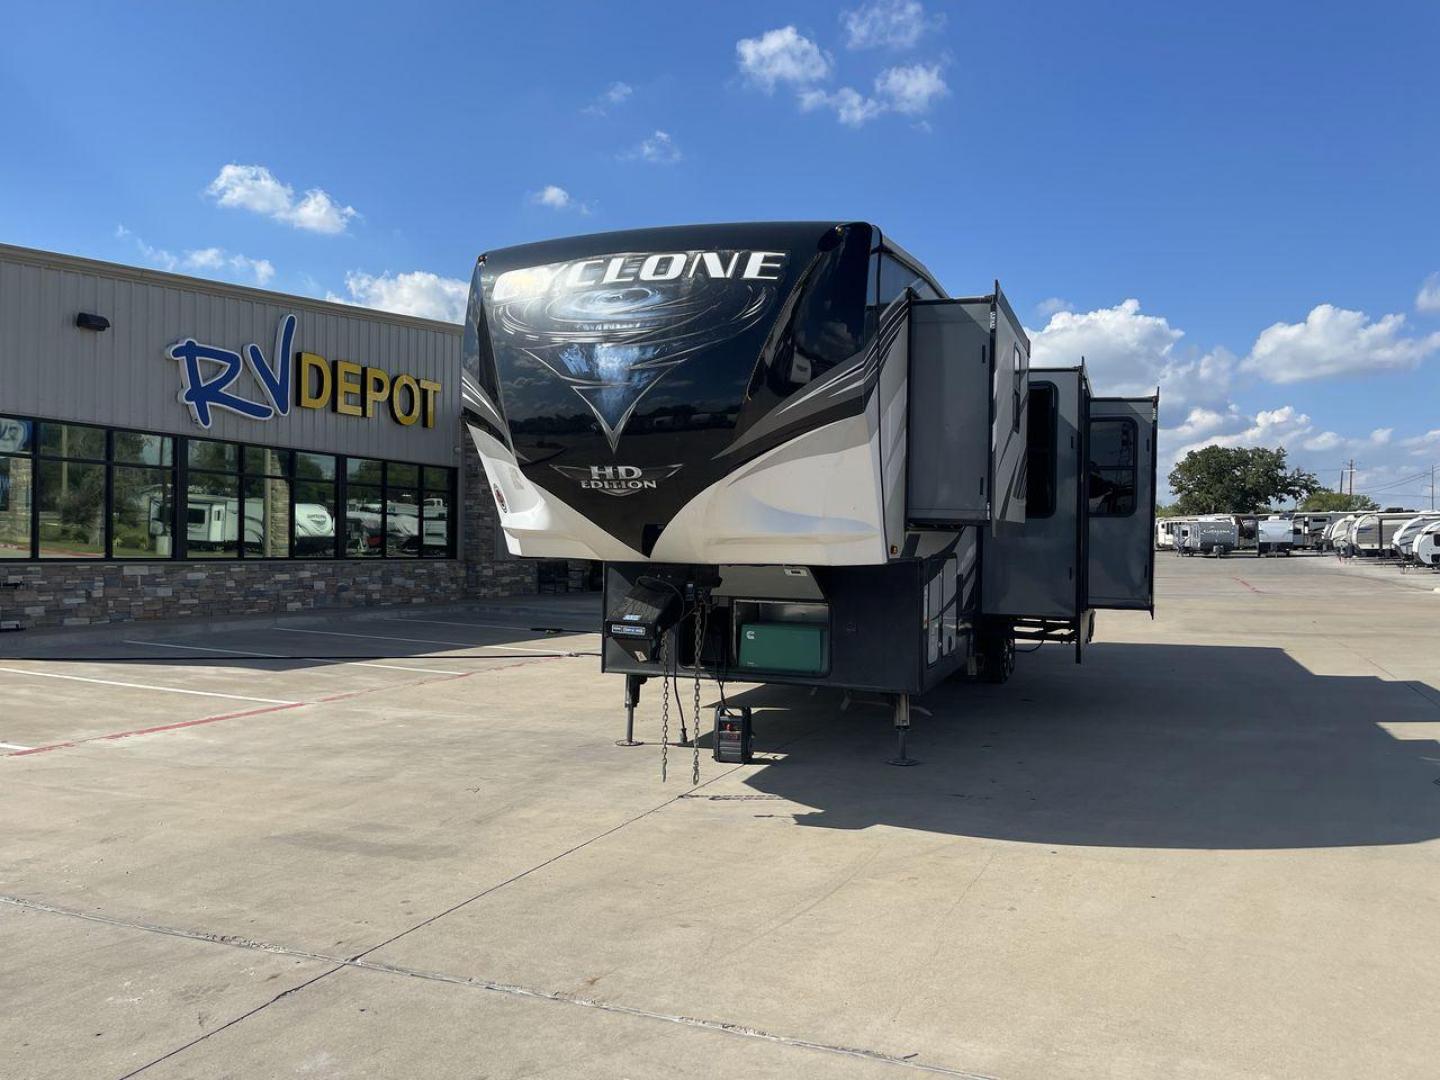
[887,692,919,767]
[617,673,647,747]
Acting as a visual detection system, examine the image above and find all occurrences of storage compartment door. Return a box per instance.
[1086,397,1157,611]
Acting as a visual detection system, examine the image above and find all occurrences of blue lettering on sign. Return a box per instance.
[165,314,297,429]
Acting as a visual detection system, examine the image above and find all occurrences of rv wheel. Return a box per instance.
[979,632,1016,684]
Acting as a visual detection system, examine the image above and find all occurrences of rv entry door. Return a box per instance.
[1086,396,1158,611]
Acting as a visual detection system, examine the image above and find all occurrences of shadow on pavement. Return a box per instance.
[722,642,1440,851]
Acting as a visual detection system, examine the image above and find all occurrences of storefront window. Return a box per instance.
[244,446,291,477]
[242,476,290,557]
[0,453,34,558]
[421,491,451,558]
[386,488,420,557]
[187,470,241,558]
[115,432,173,467]
[38,422,105,462]
[346,483,384,558]
[37,459,104,558]
[296,452,336,482]
[1,417,454,562]
[113,465,173,557]
[187,438,238,473]
[422,466,453,558]
[295,470,337,557]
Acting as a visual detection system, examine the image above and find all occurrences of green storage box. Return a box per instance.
[737,622,827,674]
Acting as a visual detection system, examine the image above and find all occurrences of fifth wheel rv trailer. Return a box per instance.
[462,222,1158,763]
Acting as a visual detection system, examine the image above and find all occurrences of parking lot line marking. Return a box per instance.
[0,665,300,704]
[388,617,597,635]
[4,669,479,758]
[272,626,568,655]
[124,639,468,676]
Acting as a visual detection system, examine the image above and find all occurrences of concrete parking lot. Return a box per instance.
[2,554,1437,1079]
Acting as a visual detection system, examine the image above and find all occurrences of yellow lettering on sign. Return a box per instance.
[334,360,363,417]
[390,374,422,426]
[295,351,441,426]
[363,367,391,418]
[298,353,332,409]
[419,379,441,429]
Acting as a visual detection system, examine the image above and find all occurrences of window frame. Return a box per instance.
[1026,381,1059,521]
[1088,416,1139,519]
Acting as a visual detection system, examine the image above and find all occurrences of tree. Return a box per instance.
[1168,445,1319,514]
[1299,489,1378,512]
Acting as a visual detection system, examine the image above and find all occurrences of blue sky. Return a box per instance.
[2,1,1438,503]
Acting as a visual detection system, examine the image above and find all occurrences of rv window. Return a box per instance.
[1088,417,1137,517]
[1026,382,1057,518]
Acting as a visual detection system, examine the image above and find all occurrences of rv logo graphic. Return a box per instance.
[489,250,787,450]
[551,463,684,497]
[167,314,296,428]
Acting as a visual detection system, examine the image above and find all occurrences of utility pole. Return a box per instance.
[1347,459,1355,497]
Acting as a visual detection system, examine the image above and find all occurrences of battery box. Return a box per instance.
[713,705,753,763]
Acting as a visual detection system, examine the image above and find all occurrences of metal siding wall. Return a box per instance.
[0,249,461,466]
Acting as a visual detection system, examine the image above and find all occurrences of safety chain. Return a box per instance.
[659,630,671,782]
[692,604,704,785]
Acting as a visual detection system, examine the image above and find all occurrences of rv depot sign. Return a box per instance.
[167,313,442,430]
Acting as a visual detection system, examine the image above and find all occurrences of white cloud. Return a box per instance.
[624,130,682,164]
[584,81,633,116]
[1417,272,1440,314]
[736,26,832,92]
[1029,298,1234,412]
[798,63,947,126]
[1034,297,1074,318]
[1241,303,1440,383]
[118,226,273,286]
[842,0,940,49]
[527,184,591,213]
[1370,427,1393,446]
[1402,429,1440,454]
[874,62,947,114]
[799,86,885,127]
[205,164,358,235]
[328,270,467,323]
[180,247,275,286]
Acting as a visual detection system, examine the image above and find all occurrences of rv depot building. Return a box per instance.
[0,243,543,630]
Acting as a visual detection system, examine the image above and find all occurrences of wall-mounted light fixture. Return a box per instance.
[75,312,110,332]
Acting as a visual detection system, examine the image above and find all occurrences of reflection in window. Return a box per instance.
[188,438,238,473]
[1089,418,1137,517]
[112,466,173,557]
[38,460,105,558]
[1026,383,1057,519]
[114,432,173,467]
[294,479,337,557]
[187,471,241,558]
[346,483,384,558]
[39,422,105,461]
[244,446,291,477]
[387,488,419,557]
[421,490,451,558]
[0,454,34,558]
[243,476,290,557]
[296,452,336,481]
